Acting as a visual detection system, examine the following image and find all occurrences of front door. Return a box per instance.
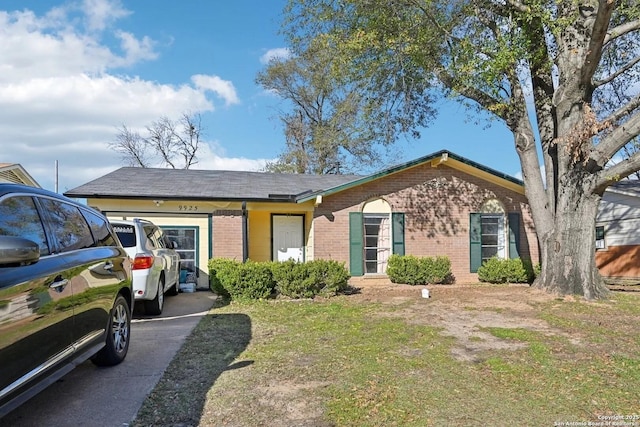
[272,215,304,262]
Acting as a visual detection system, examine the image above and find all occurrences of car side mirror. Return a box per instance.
[0,236,40,266]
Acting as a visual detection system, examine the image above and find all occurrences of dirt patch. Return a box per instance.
[256,381,332,426]
[347,279,575,362]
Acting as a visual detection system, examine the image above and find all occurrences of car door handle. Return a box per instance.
[50,277,69,292]
[104,261,114,270]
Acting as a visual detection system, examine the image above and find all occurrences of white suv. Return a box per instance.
[110,219,180,315]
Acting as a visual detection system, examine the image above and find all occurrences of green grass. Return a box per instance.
[132,291,640,427]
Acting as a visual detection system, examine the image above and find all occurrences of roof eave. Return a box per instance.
[297,150,523,202]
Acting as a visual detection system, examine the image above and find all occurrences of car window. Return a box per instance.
[143,225,161,250]
[82,209,118,247]
[0,195,51,256]
[112,224,136,248]
[39,197,95,252]
[155,229,168,249]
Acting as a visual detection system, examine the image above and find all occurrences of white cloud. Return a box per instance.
[191,75,240,106]
[0,1,250,192]
[260,47,291,64]
[81,0,130,32]
[195,143,271,171]
[114,31,158,65]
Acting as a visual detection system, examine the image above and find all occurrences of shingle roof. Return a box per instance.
[64,167,362,202]
[65,150,525,202]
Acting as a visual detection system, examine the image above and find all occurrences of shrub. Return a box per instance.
[209,259,275,300]
[387,254,452,285]
[209,258,350,300]
[231,261,276,300]
[272,259,317,298]
[208,258,239,297]
[273,259,350,298]
[307,259,350,296]
[387,255,422,285]
[477,257,531,284]
[420,256,452,284]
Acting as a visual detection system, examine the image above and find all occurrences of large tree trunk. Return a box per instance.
[532,181,610,299]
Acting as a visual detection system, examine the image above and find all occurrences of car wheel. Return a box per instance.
[144,277,164,315]
[166,279,179,296]
[92,295,131,366]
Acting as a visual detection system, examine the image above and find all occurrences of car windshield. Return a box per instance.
[112,224,136,248]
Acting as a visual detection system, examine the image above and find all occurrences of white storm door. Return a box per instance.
[273,215,304,262]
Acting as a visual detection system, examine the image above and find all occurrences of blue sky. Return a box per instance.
[0,0,521,193]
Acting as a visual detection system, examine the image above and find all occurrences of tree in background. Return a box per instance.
[283,0,640,299]
[256,38,435,174]
[110,112,203,169]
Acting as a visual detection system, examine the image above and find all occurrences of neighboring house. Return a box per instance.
[595,180,640,281]
[64,150,539,286]
[0,163,40,187]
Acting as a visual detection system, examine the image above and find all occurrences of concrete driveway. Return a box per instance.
[2,290,217,427]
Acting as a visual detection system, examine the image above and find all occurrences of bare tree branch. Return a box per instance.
[109,125,150,167]
[594,54,640,88]
[596,150,640,190]
[112,113,205,169]
[604,18,640,44]
[596,110,640,161]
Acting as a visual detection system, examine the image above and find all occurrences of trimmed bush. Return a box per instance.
[477,257,532,284]
[387,254,452,285]
[307,259,350,296]
[420,256,452,284]
[224,261,275,300]
[209,258,275,300]
[273,259,350,298]
[209,258,350,300]
[208,258,240,297]
[272,259,317,298]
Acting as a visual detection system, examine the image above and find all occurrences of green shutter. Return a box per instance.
[470,213,482,272]
[349,212,364,276]
[392,213,405,256]
[508,212,520,259]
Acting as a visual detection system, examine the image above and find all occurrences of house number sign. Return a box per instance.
[178,205,199,211]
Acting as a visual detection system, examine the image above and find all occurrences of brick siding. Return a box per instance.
[212,210,244,260]
[313,163,539,283]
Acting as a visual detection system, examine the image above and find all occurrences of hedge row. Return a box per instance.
[208,258,350,300]
[386,254,453,285]
[477,257,536,284]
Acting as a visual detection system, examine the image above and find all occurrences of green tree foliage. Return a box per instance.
[282,0,640,299]
[256,38,434,174]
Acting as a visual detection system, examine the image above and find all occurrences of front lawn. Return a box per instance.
[132,284,640,427]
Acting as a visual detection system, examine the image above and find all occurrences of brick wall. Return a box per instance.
[212,210,244,260]
[313,163,539,283]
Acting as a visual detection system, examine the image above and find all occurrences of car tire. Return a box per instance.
[145,277,164,315]
[166,278,179,296]
[92,295,131,366]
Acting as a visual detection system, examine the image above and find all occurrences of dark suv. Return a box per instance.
[0,184,133,417]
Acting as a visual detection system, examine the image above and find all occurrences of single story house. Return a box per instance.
[0,163,40,187]
[64,150,540,287]
[596,180,640,281]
